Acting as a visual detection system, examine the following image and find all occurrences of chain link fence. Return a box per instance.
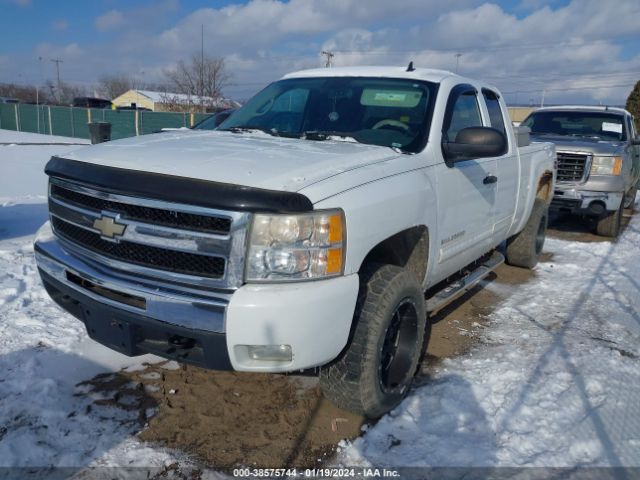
[0,103,210,140]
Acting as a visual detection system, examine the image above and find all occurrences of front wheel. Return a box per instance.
[623,186,637,210]
[319,264,428,418]
[505,199,548,269]
[596,199,623,237]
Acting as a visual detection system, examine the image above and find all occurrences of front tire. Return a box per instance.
[505,198,548,269]
[319,264,427,418]
[596,199,623,237]
[623,186,637,211]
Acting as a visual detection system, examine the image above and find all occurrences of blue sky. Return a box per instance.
[1,0,638,105]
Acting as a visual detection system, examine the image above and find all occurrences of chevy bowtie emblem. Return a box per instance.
[93,215,126,240]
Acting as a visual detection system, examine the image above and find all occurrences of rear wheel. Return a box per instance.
[596,199,623,237]
[319,264,427,418]
[505,199,548,269]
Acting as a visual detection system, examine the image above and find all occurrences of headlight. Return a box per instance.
[245,209,345,282]
[591,156,622,176]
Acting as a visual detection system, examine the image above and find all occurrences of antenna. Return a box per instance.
[406,61,415,72]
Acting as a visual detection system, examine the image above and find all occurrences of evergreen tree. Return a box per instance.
[626,80,640,131]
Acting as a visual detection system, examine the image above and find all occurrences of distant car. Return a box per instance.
[0,97,19,104]
[115,105,152,111]
[192,109,236,130]
[73,97,112,109]
[523,106,640,237]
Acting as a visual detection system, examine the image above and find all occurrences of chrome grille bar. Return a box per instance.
[47,178,250,291]
[556,151,592,184]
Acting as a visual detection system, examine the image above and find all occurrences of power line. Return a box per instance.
[481,70,640,82]
[502,82,636,95]
[329,36,636,56]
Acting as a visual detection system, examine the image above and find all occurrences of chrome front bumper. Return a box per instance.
[551,188,623,214]
[35,221,229,333]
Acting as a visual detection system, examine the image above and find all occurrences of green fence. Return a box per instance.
[0,103,211,140]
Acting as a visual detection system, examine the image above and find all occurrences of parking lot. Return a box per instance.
[1,130,639,475]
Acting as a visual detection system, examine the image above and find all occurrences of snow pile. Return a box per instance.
[341,211,640,467]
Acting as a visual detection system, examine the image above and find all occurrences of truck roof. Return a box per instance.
[282,66,458,84]
[536,105,631,116]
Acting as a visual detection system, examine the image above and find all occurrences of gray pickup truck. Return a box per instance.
[522,106,640,237]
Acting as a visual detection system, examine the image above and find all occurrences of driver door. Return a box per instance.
[435,86,497,272]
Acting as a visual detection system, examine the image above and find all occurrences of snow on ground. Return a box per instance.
[0,129,88,204]
[341,207,640,468]
[2,128,640,473]
[0,129,90,145]
[0,131,196,472]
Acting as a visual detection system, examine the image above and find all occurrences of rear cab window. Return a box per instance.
[481,89,507,136]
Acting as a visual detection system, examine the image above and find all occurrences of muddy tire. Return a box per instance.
[505,198,548,269]
[596,199,623,237]
[319,264,427,419]
[623,186,637,211]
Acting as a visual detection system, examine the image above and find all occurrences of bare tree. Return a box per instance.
[43,80,88,105]
[165,54,232,111]
[98,74,134,100]
[0,83,51,103]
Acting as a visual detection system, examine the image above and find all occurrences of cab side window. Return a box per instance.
[627,115,636,140]
[446,91,483,141]
[482,89,507,135]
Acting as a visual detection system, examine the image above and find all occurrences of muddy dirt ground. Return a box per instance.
[79,209,634,471]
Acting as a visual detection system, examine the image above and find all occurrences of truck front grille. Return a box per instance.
[50,184,232,234]
[556,152,591,183]
[52,217,226,279]
[47,179,249,289]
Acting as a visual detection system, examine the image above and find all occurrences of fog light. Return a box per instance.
[246,345,292,362]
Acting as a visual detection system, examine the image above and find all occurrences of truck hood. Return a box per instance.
[62,130,401,194]
[530,134,625,156]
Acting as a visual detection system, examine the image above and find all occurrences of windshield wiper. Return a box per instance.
[302,130,359,143]
[568,133,601,139]
[303,130,411,154]
[220,126,280,137]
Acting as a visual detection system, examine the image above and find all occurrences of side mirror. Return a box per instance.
[442,127,507,166]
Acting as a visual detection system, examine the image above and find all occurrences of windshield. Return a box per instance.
[217,77,437,153]
[523,111,627,141]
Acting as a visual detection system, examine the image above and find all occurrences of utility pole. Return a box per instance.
[200,24,204,99]
[455,53,462,73]
[540,88,546,108]
[50,57,63,103]
[321,50,334,68]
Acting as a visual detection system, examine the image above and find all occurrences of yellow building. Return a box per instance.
[507,107,536,125]
[111,90,241,112]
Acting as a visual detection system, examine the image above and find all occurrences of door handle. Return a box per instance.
[483,175,498,185]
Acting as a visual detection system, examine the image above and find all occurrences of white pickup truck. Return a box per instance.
[35,66,555,417]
